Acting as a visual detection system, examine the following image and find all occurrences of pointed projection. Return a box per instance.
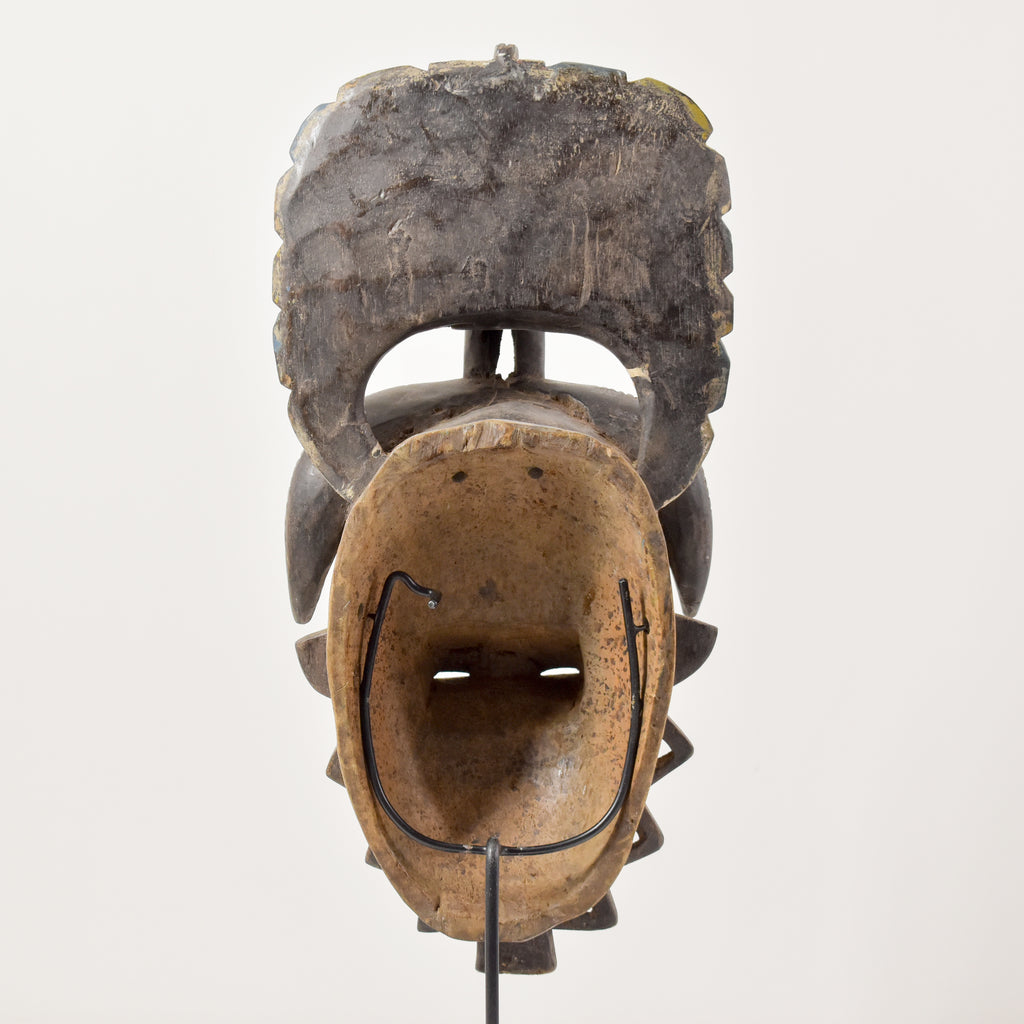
[475,930,557,975]
[674,616,718,684]
[653,718,695,784]
[296,630,330,697]
[286,453,349,623]
[556,892,618,931]
[626,807,665,865]
[326,749,345,787]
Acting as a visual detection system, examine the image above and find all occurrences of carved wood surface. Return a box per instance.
[328,413,675,942]
[274,45,732,510]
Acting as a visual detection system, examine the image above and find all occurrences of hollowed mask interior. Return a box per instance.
[360,442,635,848]
[417,636,587,840]
[375,617,613,849]
[330,411,674,938]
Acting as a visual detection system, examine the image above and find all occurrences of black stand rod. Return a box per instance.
[484,837,501,1024]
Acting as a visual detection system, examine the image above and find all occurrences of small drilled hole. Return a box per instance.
[527,466,543,479]
[452,471,467,483]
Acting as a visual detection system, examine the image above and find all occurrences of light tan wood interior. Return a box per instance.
[330,413,674,940]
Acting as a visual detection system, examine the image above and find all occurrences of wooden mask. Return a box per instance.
[274,45,731,980]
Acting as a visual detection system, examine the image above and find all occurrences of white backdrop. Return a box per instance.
[2,2,1022,1021]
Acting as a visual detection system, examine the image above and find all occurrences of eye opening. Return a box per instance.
[539,667,581,679]
[366,327,638,397]
[433,670,471,681]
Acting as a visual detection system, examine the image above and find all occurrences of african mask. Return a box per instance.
[274,43,732,992]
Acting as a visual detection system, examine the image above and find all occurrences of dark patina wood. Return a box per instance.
[274,44,732,512]
[285,378,717,623]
